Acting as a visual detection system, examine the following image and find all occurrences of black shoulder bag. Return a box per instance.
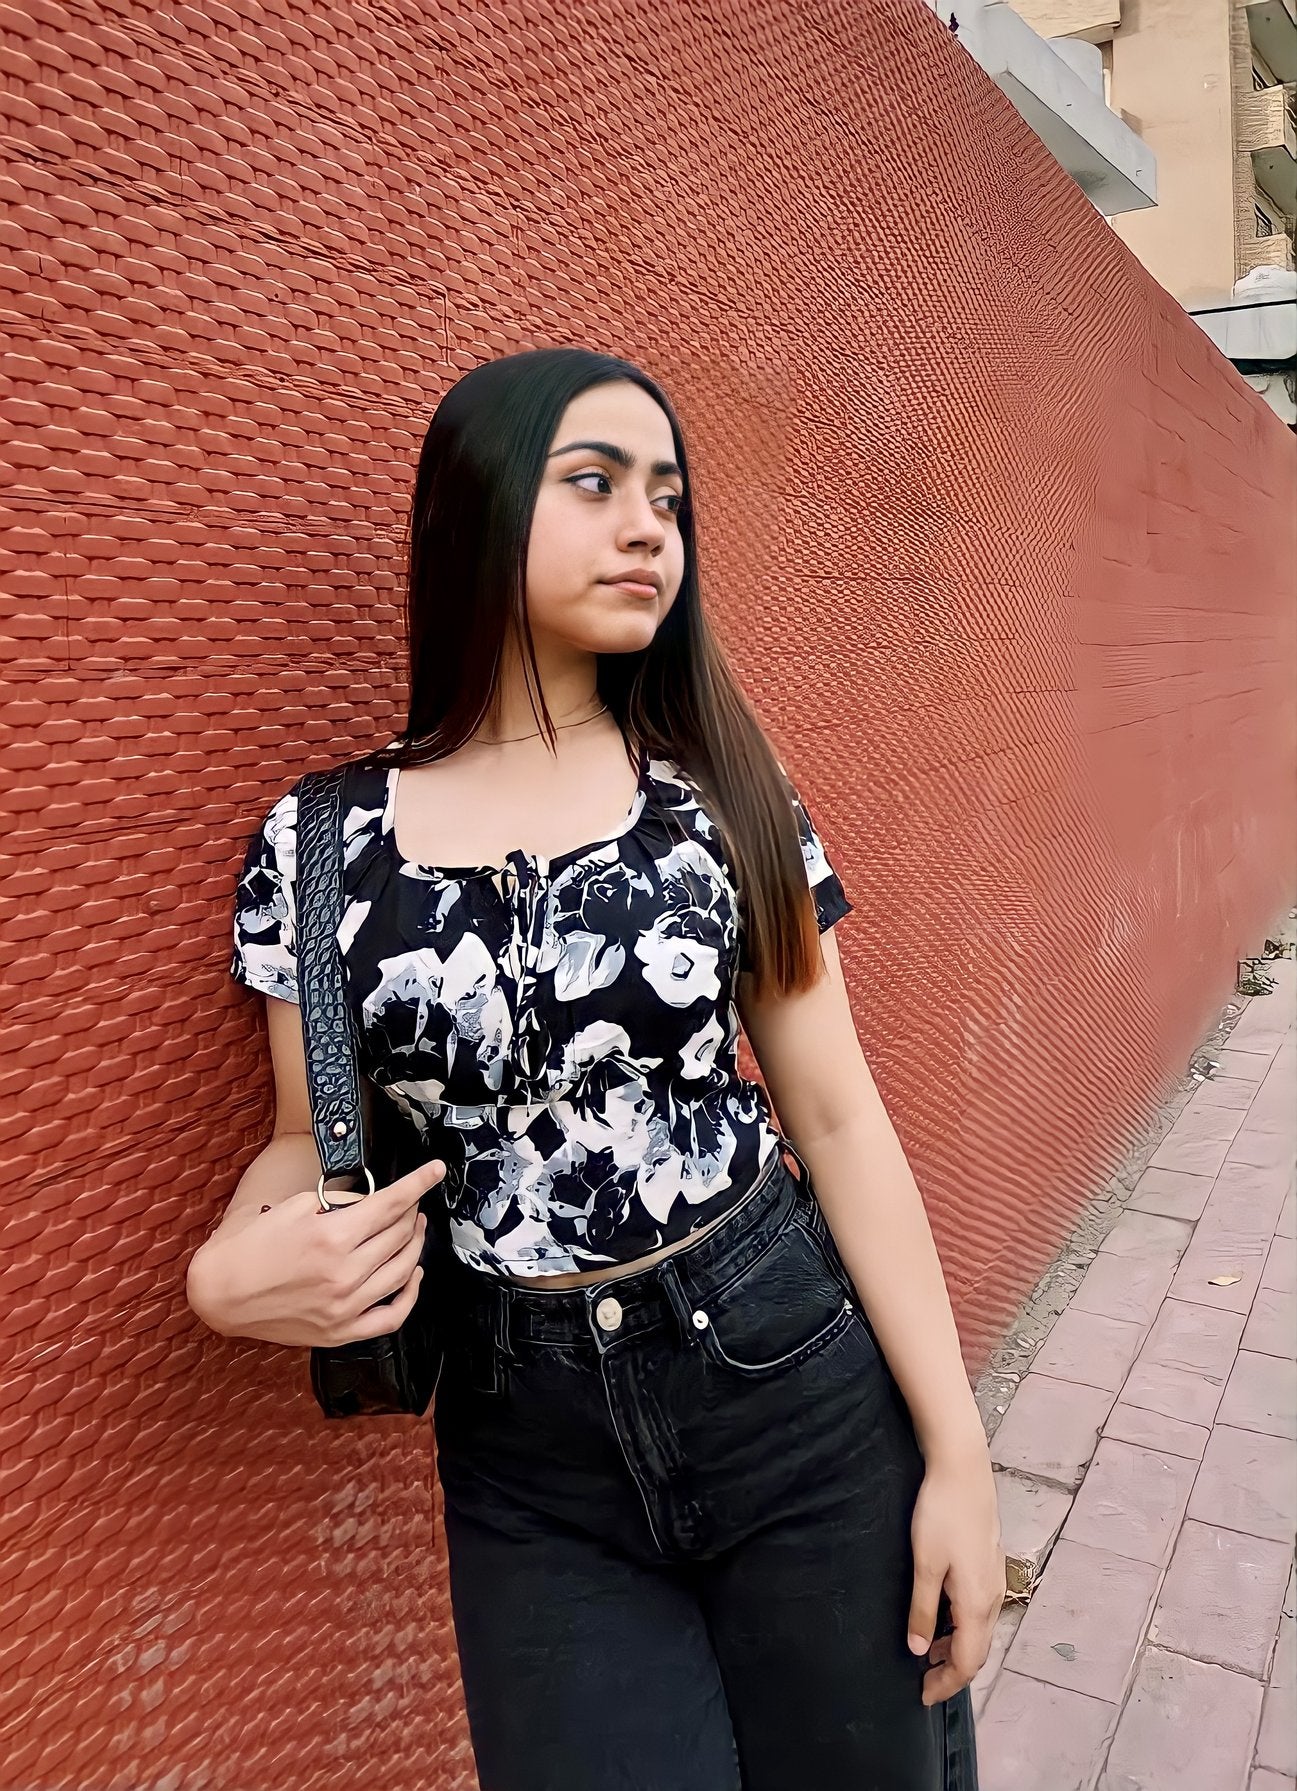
[295,763,446,1419]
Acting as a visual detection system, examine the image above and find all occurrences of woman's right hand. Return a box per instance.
[186,1158,447,1348]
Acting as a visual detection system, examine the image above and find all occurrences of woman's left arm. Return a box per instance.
[738,926,1005,1707]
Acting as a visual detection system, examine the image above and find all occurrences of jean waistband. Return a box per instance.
[443,1138,818,1355]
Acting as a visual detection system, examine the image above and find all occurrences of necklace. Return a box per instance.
[481,704,610,745]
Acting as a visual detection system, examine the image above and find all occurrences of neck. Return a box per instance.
[476,638,602,746]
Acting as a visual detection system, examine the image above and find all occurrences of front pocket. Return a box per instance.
[694,1214,858,1376]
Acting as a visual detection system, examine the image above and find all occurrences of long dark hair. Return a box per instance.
[357,346,822,997]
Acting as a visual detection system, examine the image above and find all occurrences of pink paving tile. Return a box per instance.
[1060,1438,1198,1567]
[1098,1209,1195,1261]
[1229,1125,1297,1175]
[1192,1076,1262,1111]
[1121,1299,1246,1428]
[995,1470,1075,1592]
[1072,1252,1177,1329]
[1031,1308,1146,1394]
[971,1601,1025,1721]
[1257,1602,1296,1776]
[1250,1772,1297,1790]
[1150,1519,1292,1675]
[1167,1229,1269,1315]
[1263,1234,1297,1295]
[1102,1402,1210,1461]
[1279,1192,1296,1240]
[976,1671,1116,1791]
[1248,1070,1297,1134]
[1149,1103,1248,1178]
[1005,1537,1160,1703]
[1216,1350,1297,1439]
[1227,999,1295,1055]
[1186,1424,1297,1544]
[1207,1158,1294,1234]
[1097,1648,1264,1791]
[1126,1167,1215,1222]
[1218,1048,1275,1084]
[989,1376,1116,1490]
[1227,1003,1294,1056]
[1243,1287,1297,1361]
[1176,1166,1297,1313]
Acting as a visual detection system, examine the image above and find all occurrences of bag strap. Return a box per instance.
[294,764,371,1187]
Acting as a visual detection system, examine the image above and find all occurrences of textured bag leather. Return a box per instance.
[295,763,446,1419]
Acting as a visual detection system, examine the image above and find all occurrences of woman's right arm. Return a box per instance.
[186,994,444,1348]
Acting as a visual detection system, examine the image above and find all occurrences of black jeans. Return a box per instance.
[432,1146,979,1791]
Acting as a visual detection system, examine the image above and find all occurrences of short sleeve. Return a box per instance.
[737,780,854,975]
[230,785,300,1003]
[790,786,854,934]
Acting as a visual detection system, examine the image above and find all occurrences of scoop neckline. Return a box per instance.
[384,742,652,880]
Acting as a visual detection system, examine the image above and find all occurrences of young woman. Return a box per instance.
[188,346,1003,1790]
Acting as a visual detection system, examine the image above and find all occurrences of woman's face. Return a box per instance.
[525,380,687,658]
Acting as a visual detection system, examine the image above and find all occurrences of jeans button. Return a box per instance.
[595,1295,623,1332]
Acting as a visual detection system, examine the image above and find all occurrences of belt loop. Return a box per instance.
[466,1281,512,1396]
[491,1282,515,1363]
[659,1257,701,1346]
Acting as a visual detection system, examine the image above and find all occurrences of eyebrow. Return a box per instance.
[547,439,683,479]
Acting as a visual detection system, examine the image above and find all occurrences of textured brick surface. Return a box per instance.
[2,0,1295,1785]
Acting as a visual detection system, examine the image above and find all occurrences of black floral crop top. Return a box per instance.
[230,746,852,1278]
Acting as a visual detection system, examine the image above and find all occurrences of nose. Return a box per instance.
[618,490,667,552]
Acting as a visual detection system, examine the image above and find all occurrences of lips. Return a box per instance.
[601,569,663,595]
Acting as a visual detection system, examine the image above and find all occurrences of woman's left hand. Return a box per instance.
[907,1444,1006,1706]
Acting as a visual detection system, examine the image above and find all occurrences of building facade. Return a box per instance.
[1014,0,1297,304]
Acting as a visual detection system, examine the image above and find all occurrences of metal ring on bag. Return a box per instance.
[316,1166,376,1212]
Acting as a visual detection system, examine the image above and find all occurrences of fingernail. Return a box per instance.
[908,1633,928,1656]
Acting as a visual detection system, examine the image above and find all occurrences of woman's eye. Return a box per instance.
[566,472,683,515]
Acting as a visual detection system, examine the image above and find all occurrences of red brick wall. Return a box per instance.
[2,0,1294,1784]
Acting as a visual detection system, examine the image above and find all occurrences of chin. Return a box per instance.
[571,610,663,656]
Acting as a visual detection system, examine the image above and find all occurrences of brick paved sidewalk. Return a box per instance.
[973,956,1296,1791]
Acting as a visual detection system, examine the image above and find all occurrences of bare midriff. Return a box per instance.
[501,1146,784,1290]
